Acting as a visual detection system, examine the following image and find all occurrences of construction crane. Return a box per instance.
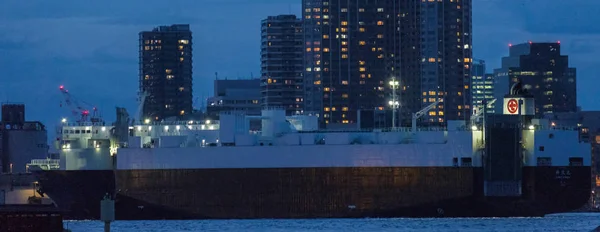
[412,98,444,133]
[59,85,102,123]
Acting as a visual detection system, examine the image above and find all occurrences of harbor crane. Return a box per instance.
[412,98,444,133]
[134,91,148,124]
[59,85,102,123]
[470,98,497,126]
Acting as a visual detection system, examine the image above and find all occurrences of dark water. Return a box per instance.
[64,213,600,232]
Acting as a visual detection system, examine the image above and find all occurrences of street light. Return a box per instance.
[389,77,400,129]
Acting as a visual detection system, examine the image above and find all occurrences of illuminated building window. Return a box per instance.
[331,107,337,111]
[324,87,330,91]
[178,46,184,50]
[359,61,365,65]
[359,28,365,32]
[178,87,184,91]
[165,69,172,74]
[359,8,365,12]
[341,48,348,52]
[341,80,348,85]
[341,41,348,46]
[342,94,348,98]
[166,75,174,80]
[429,91,436,95]
[341,21,348,26]
[377,34,383,39]
[314,80,321,85]
[377,21,384,26]
[342,107,348,111]
[178,40,189,45]
[342,54,348,59]
[180,110,185,115]
[306,48,312,52]
[323,35,329,39]
[324,107,330,112]
[359,67,366,72]
[323,48,330,52]
[359,41,366,45]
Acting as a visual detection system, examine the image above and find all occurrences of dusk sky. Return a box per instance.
[0,0,599,129]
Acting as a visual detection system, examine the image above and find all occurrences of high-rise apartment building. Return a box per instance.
[260,15,304,116]
[139,24,193,122]
[302,0,472,128]
[471,60,495,114]
[493,42,576,116]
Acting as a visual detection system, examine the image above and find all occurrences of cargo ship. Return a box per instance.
[32,90,592,220]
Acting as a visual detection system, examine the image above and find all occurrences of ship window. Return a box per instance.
[569,157,583,166]
[537,157,552,166]
[86,130,91,134]
[461,158,472,167]
[75,130,80,134]
[538,146,544,151]
[549,133,554,139]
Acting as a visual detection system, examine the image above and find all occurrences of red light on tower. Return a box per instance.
[528,41,532,44]
[508,43,512,47]
[557,40,561,44]
[59,85,64,90]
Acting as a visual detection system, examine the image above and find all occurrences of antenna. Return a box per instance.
[215,72,218,80]
[288,4,292,14]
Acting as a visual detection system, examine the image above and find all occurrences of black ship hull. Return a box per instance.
[32,166,591,220]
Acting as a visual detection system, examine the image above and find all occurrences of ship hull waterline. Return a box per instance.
[32,166,591,220]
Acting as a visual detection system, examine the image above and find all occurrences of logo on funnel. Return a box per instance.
[507,99,518,114]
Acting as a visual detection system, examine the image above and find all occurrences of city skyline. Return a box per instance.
[0,0,598,128]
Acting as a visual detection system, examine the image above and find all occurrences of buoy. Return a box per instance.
[100,193,115,232]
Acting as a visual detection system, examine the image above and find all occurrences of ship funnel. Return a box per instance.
[502,81,535,116]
